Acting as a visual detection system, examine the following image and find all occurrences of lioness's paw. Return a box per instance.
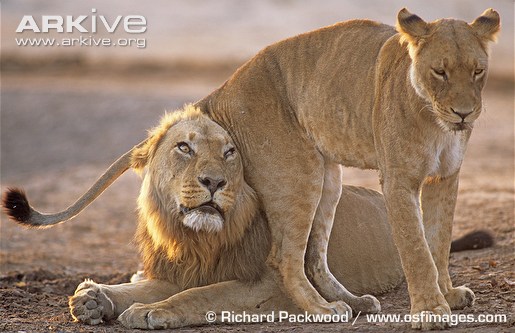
[118,303,180,329]
[325,301,353,319]
[69,280,115,325]
[352,294,381,314]
[445,286,475,310]
[411,303,451,330]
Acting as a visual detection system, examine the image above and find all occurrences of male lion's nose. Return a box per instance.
[451,108,473,121]
[198,176,227,196]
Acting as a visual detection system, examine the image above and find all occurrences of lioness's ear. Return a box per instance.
[396,8,430,45]
[470,8,500,43]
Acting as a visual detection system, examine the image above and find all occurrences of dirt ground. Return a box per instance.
[0,64,514,333]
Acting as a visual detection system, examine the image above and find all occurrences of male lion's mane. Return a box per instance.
[132,107,271,289]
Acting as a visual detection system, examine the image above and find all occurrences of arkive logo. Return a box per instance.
[16,8,146,34]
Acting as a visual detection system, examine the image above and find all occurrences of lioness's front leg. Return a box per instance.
[382,174,450,330]
[118,273,299,329]
[69,278,180,325]
[422,173,474,310]
[305,160,380,314]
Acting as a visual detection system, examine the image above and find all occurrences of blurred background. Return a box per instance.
[1,0,513,275]
[2,0,513,77]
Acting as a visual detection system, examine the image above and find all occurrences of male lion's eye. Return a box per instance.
[224,147,236,159]
[177,142,192,154]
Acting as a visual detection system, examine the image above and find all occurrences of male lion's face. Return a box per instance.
[397,9,500,132]
[148,117,244,233]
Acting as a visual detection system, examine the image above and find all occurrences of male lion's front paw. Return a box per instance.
[69,280,115,325]
[445,286,475,310]
[411,303,451,330]
[118,303,181,329]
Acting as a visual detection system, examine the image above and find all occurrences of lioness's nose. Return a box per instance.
[198,176,227,196]
[451,108,473,121]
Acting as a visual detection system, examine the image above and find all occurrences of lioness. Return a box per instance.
[3,8,499,330]
[192,9,497,330]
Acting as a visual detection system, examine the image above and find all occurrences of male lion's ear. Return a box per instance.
[131,140,151,171]
[470,9,500,43]
[396,8,430,46]
[131,112,182,173]
[131,135,160,172]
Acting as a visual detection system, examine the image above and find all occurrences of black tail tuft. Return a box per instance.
[2,188,33,224]
[450,230,494,252]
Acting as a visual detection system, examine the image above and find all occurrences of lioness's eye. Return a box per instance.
[224,147,236,159]
[177,142,192,154]
[474,68,484,76]
[432,68,447,79]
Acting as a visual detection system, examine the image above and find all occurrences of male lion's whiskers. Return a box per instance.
[219,192,235,201]
[181,190,204,195]
[182,184,200,188]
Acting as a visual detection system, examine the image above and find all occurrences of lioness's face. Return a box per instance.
[148,117,244,233]
[410,21,490,132]
[398,8,500,133]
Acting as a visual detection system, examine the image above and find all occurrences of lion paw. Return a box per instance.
[118,303,180,329]
[351,294,381,314]
[445,286,475,310]
[411,303,451,330]
[325,301,353,318]
[69,280,115,325]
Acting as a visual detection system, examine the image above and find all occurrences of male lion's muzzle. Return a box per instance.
[180,202,225,233]
[180,201,224,219]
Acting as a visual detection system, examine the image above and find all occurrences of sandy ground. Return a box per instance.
[0,2,514,330]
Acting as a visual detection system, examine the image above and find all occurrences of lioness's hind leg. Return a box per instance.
[242,140,351,317]
[69,279,180,325]
[305,161,380,314]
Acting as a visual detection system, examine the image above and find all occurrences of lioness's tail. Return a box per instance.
[1,141,145,228]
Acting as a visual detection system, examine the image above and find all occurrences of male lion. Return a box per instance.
[4,107,403,327]
[71,107,405,328]
[3,8,499,330]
